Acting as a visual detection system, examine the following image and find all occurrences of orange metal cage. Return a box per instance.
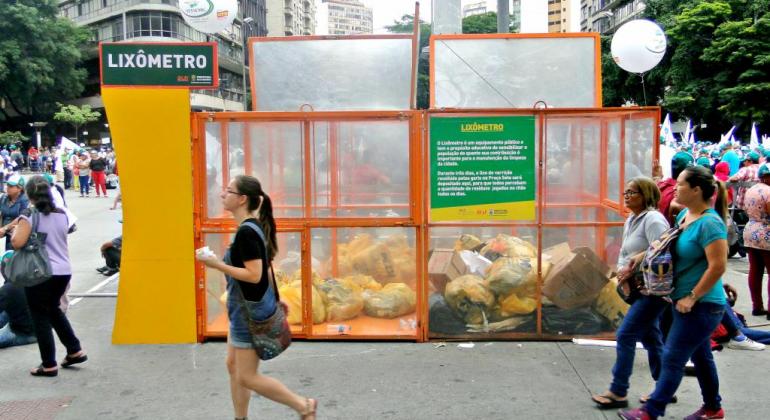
[191,107,660,342]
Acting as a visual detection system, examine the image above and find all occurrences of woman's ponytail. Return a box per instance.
[234,175,278,261]
[714,180,728,223]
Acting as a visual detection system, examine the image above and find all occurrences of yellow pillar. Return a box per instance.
[103,87,197,344]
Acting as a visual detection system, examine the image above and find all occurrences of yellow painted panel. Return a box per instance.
[103,87,197,344]
[430,201,536,222]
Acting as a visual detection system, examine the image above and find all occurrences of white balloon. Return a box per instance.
[178,0,237,34]
[611,19,667,74]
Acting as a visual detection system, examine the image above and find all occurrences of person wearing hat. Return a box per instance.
[0,175,29,251]
[728,151,761,211]
[720,142,741,176]
[76,151,91,197]
[742,164,770,317]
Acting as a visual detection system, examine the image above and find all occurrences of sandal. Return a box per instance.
[591,392,628,409]
[639,394,678,404]
[299,398,317,420]
[61,352,88,368]
[30,365,58,377]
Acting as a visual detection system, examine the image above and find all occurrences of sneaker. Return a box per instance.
[727,337,765,351]
[683,406,725,420]
[96,266,110,273]
[752,308,767,316]
[684,360,696,376]
[618,407,656,420]
[102,268,119,276]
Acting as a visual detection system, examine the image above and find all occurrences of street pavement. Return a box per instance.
[2,191,770,419]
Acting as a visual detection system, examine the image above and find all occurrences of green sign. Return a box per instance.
[430,116,536,221]
[100,43,218,88]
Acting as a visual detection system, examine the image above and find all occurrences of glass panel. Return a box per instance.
[246,121,304,218]
[540,226,621,336]
[427,226,539,337]
[204,232,304,335]
[625,117,656,184]
[205,122,224,218]
[228,122,245,178]
[312,120,411,218]
[545,118,600,220]
[310,227,418,337]
[204,233,232,332]
[251,38,413,111]
[607,120,621,204]
[434,37,597,108]
[432,0,461,34]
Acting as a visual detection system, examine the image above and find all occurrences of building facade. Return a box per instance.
[580,0,647,33]
[462,1,487,17]
[266,0,316,36]
[58,0,268,113]
[316,0,373,35]
[548,0,572,33]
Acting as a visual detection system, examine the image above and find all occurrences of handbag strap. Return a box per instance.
[241,221,280,302]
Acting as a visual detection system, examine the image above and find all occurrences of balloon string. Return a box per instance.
[640,73,648,106]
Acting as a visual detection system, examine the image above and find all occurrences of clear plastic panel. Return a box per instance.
[205,122,224,218]
[428,226,538,337]
[310,227,418,337]
[204,231,304,335]
[607,120,622,204]
[625,117,656,184]
[540,226,622,336]
[228,122,245,178]
[245,121,305,218]
[251,38,413,111]
[545,118,601,220]
[312,120,411,218]
[433,37,597,108]
[432,0,462,35]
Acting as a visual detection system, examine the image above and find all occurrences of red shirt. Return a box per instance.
[656,178,677,226]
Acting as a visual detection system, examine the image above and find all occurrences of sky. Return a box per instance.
[357,0,582,34]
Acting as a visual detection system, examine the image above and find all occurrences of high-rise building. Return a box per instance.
[316,0,373,35]
[548,0,572,33]
[463,1,487,17]
[581,0,647,33]
[266,0,316,36]
[57,0,268,114]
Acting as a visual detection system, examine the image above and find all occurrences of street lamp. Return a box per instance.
[28,122,47,149]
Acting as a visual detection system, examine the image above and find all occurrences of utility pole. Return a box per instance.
[497,0,510,33]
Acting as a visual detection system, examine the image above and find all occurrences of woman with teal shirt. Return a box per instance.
[620,166,729,420]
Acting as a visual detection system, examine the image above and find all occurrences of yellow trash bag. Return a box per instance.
[496,292,538,316]
[278,280,327,325]
[454,234,483,251]
[363,283,416,318]
[290,269,324,287]
[340,274,382,293]
[444,274,496,324]
[480,235,537,261]
[485,257,532,296]
[318,279,364,322]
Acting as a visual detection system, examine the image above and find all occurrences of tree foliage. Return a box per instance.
[462,12,518,34]
[0,131,27,145]
[0,0,90,122]
[53,104,101,141]
[602,0,770,139]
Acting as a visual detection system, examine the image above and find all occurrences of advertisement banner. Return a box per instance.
[430,116,536,221]
[99,42,218,89]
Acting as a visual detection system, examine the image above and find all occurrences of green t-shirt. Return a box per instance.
[672,209,727,304]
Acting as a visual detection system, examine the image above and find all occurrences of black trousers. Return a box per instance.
[103,247,121,269]
[25,275,81,368]
[63,168,73,189]
[0,282,34,334]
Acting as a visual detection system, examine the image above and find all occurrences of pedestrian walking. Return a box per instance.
[592,177,671,409]
[620,165,729,420]
[89,151,108,198]
[742,163,770,317]
[77,151,91,197]
[11,176,86,377]
[196,175,317,420]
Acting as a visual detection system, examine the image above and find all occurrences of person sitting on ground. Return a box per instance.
[713,284,766,350]
[0,277,37,349]
[96,236,122,276]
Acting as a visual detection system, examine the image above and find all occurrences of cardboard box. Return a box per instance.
[428,249,468,294]
[542,243,611,309]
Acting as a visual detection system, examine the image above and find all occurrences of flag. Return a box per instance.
[660,114,676,146]
[683,120,692,145]
[720,126,736,146]
[763,134,770,148]
[750,123,760,149]
[688,131,696,144]
[58,136,78,152]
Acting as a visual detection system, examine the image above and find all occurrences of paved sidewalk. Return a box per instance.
[1,189,768,419]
